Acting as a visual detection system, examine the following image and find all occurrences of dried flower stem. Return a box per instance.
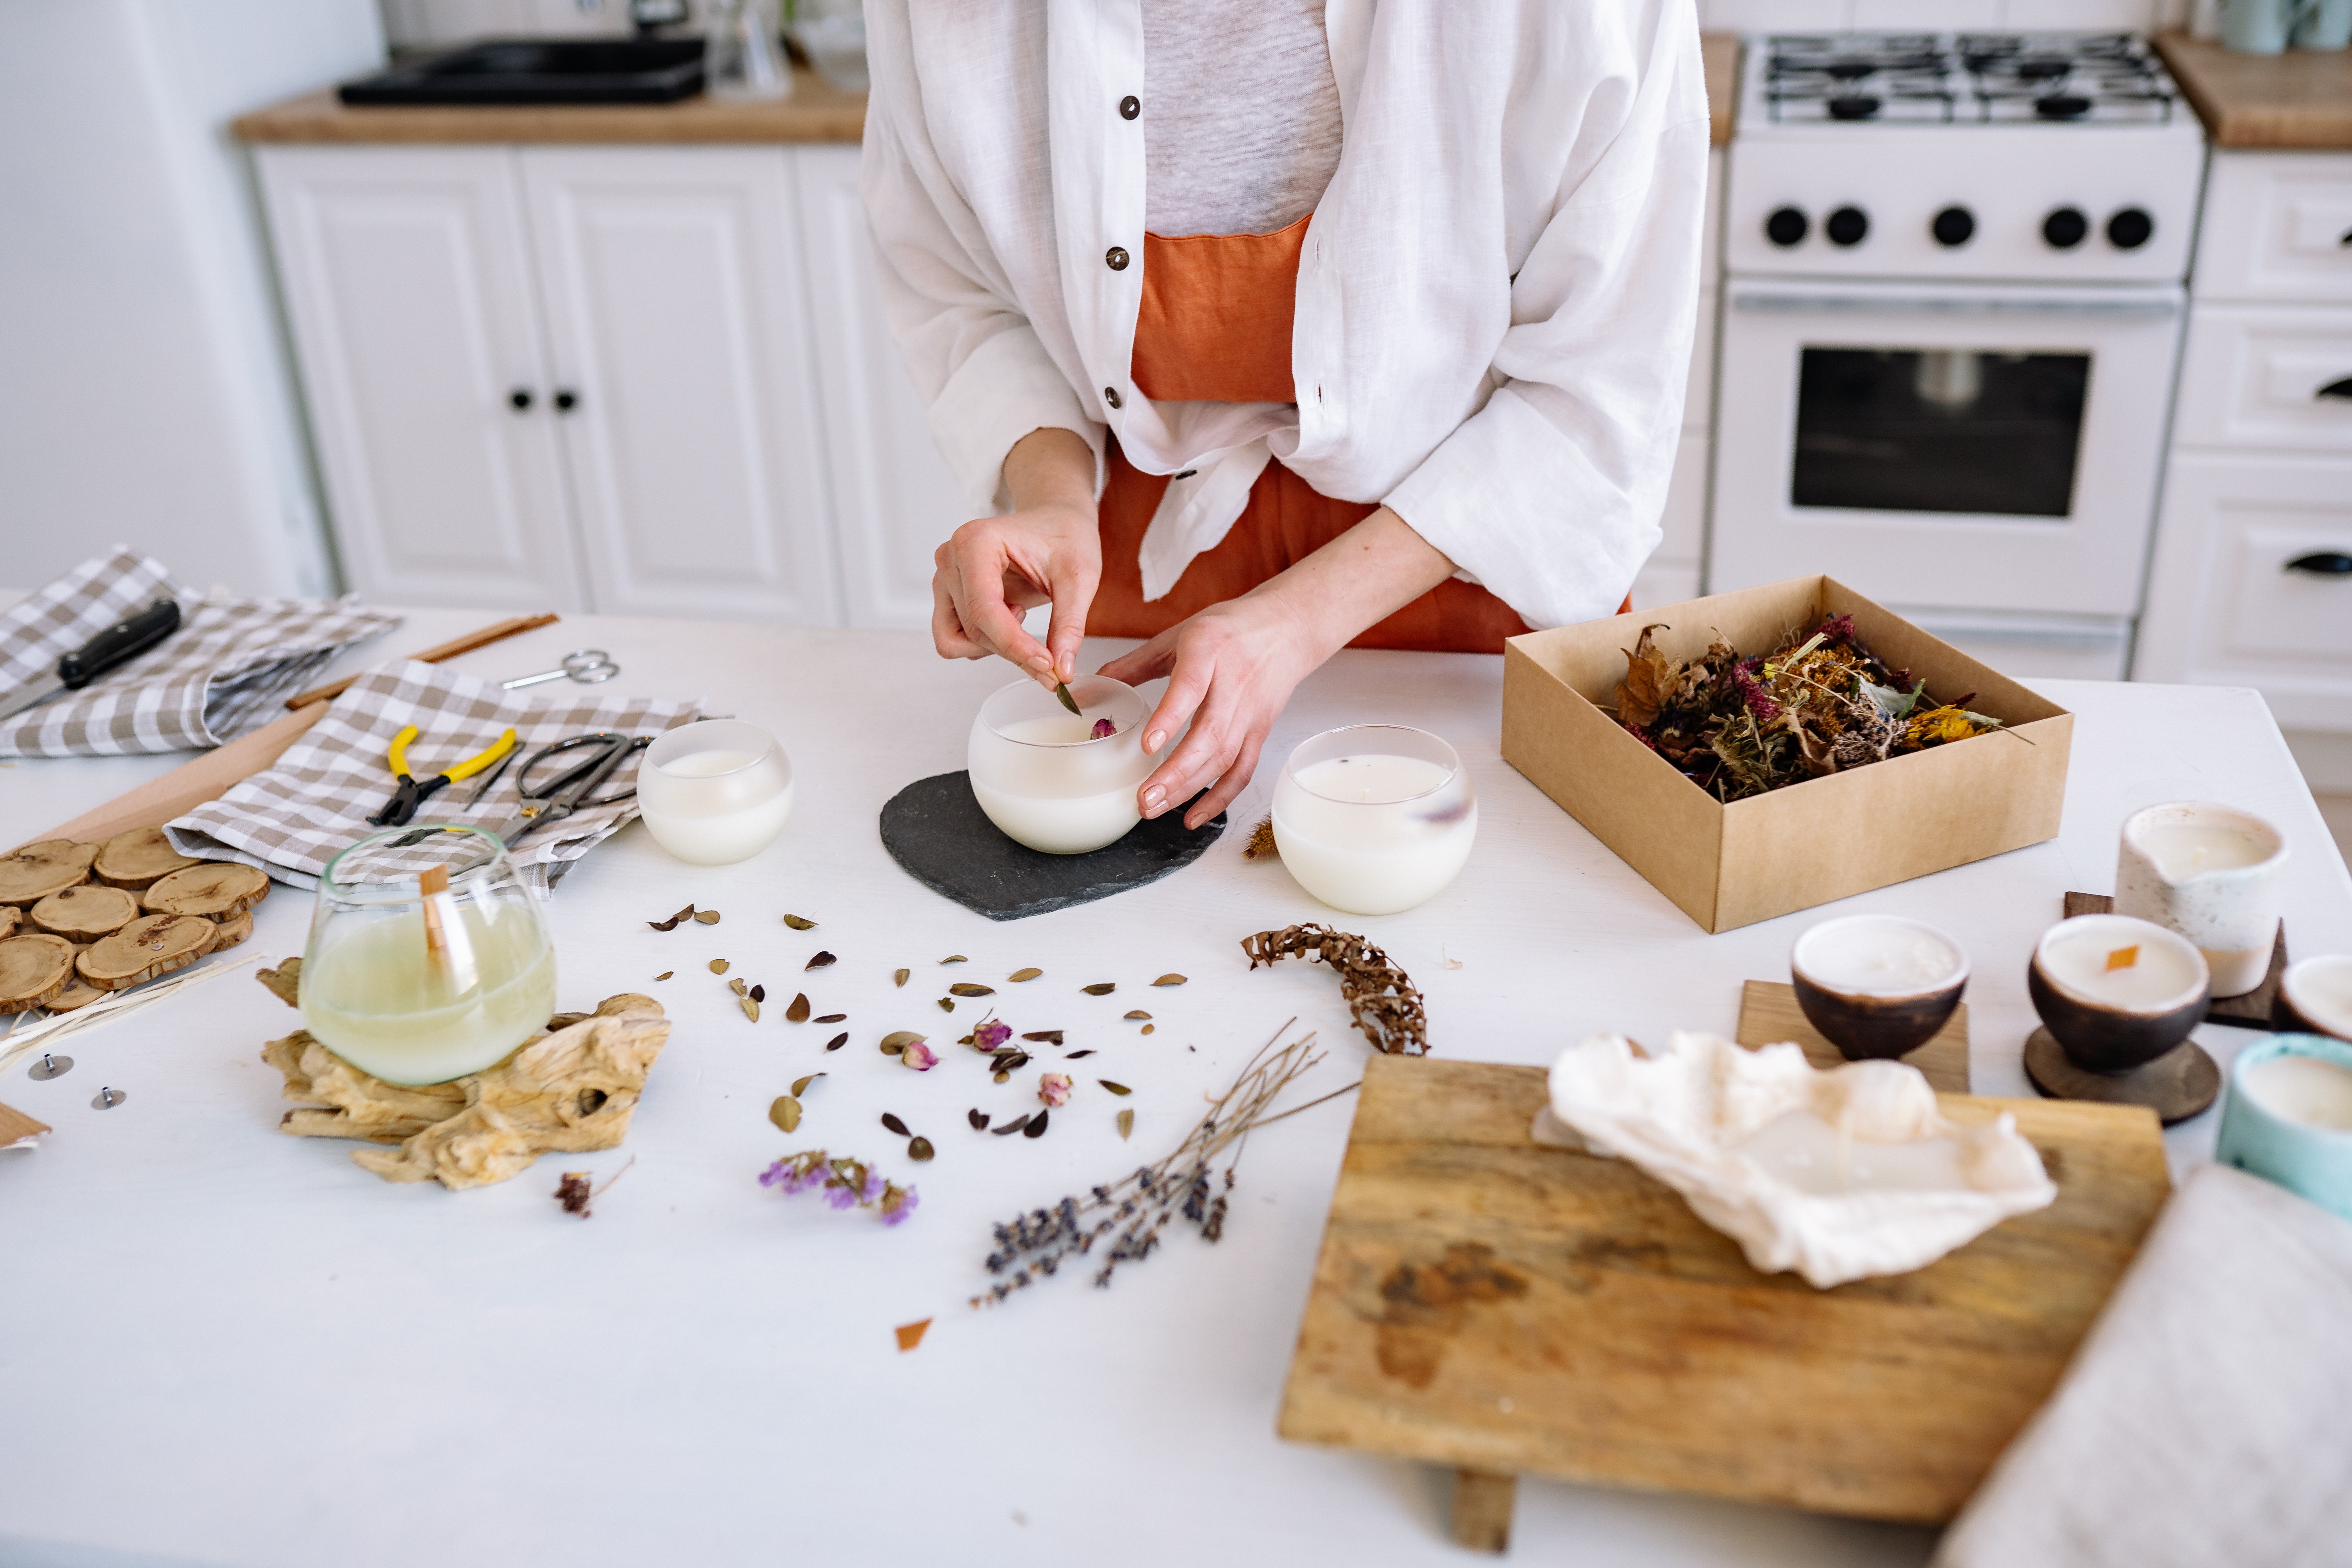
[1241,924,1428,1056]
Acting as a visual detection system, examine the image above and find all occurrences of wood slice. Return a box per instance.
[209,907,254,951]
[141,862,270,920]
[91,826,203,889]
[0,840,96,908]
[29,884,141,942]
[0,933,78,1013]
[77,913,218,991]
[0,906,18,942]
[46,975,105,1012]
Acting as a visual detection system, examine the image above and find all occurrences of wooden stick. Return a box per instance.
[281,612,559,710]
[26,701,329,848]
[419,864,451,966]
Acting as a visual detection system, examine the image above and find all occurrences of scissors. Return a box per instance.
[472,732,652,847]
[367,726,518,827]
[502,650,620,690]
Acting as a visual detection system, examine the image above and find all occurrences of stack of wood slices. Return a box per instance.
[0,829,269,1014]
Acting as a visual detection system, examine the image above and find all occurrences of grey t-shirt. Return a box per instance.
[1141,0,1344,238]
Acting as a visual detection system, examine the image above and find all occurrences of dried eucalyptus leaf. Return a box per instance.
[786,993,811,1023]
[693,909,721,926]
[814,1012,845,1023]
[1098,1080,1132,1096]
[653,971,673,982]
[768,1096,801,1133]
[791,1073,825,1097]
[940,955,967,964]
[709,959,729,975]
[1151,973,1187,987]
[806,951,837,969]
[908,1136,934,1162]
[1024,1109,1049,1138]
[993,1113,1031,1136]
[1082,983,1115,996]
[1008,967,1043,982]
[948,983,995,997]
[1066,1049,1096,1059]
[1123,1010,1151,1020]
[1020,1030,1063,1044]
[893,968,910,987]
[880,1031,926,1051]
[938,997,955,1013]
[825,1032,847,1051]
[648,904,694,931]
[1117,1108,1134,1140]
[782,914,817,930]
[751,985,767,1003]
[881,1112,910,1136]
[967,1109,989,1130]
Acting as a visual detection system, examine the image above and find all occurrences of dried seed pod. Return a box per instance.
[791,1073,825,1097]
[824,1033,847,1051]
[769,1096,801,1132]
[782,914,817,930]
[893,968,910,987]
[1020,1030,1063,1045]
[907,1136,935,1162]
[648,904,695,931]
[991,1114,1031,1136]
[940,955,967,964]
[1152,974,1187,987]
[1008,968,1043,982]
[881,1112,910,1136]
[1065,1049,1096,1059]
[967,1109,989,1130]
[996,1052,1032,1073]
[1142,1024,1155,1034]
[1124,1010,1151,1020]
[937,997,954,1013]
[729,977,748,996]
[1118,1109,1134,1139]
[806,951,837,969]
[751,985,767,1003]
[1098,1080,1132,1096]
[814,1012,846,1023]
[1243,817,1278,860]
[709,958,729,975]
[740,996,761,1022]
[653,970,673,982]
[993,1069,1011,1083]
[786,992,811,1023]
[948,983,995,997]
[693,909,721,925]
[1024,1109,1049,1138]
[879,1031,926,1053]
[1082,983,1115,996]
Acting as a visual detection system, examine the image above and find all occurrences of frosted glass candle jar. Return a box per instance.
[635,719,795,866]
[1271,725,1477,916]
[967,676,1154,855]
[2115,801,2287,999]
[299,826,555,1086]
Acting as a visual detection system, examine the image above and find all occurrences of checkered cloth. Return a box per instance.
[0,548,402,756]
[166,660,702,891]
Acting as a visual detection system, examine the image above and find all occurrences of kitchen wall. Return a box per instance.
[1696,0,2196,27]
[0,0,385,600]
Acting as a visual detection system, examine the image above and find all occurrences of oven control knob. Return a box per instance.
[1825,206,1869,247]
[1766,207,1809,247]
[1931,206,1976,247]
[2042,207,2090,249]
[2106,207,2155,250]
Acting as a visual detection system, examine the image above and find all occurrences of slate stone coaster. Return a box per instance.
[879,770,1225,921]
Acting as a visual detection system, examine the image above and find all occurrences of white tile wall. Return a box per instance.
[1696,0,2191,29]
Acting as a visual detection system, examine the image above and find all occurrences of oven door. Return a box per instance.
[1708,278,2186,617]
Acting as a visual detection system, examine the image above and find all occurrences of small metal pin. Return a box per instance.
[92,1086,125,1110]
[29,1052,73,1081]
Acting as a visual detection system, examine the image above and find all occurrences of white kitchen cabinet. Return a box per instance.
[521,147,841,623]
[2173,303,2352,454]
[2190,151,2352,306]
[793,145,970,631]
[257,147,585,610]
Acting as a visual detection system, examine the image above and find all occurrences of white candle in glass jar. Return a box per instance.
[1270,725,1476,916]
[967,677,1157,855]
[635,719,795,866]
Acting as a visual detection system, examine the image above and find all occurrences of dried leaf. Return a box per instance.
[967,1109,989,1130]
[782,914,817,930]
[884,1041,905,1056]
[881,1112,910,1136]
[791,1073,825,1097]
[648,904,694,931]
[1021,1030,1063,1044]
[751,985,767,1003]
[786,993,811,1023]
[1054,679,1081,716]
[693,909,721,926]
[938,997,955,1013]
[769,1096,801,1133]
[730,977,748,996]
[995,1052,1032,1073]
[992,1113,1032,1137]
[1141,1024,1154,1034]
[806,951,837,969]
[1117,1108,1134,1140]
[1616,622,1675,729]
[1098,1080,1132,1096]
[814,1012,845,1023]
[1124,1010,1151,1020]
[880,1031,926,1053]
[1024,1109,1049,1138]
[1152,974,1187,987]
[940,955,967,964]
[949,983,995,997]
[1066,1049,1095,1059]
[895,1318,931,1352]
[907,1136,934,1162]
[824,1032,847,1051]
[709,958,730,975]
[653,971,673,982]
[893,968,910,987]
[1082,982,1115,996]
[740,997,760,1022]
[992,1071,1009,1083]
[1008,968,1043,982]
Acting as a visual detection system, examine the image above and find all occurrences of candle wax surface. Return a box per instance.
[2043,927,2203,1009]
[2241,1054,2352,1131]
[657,747,763,778]
[2287,959,2352,1039]
[2136,821,2272,883]
[302,903,555,1086]
[1801,924,1961,995]
[995,715,1122,746]
[1292,754,1452,804]
[1734,1109,1971,1195]
[1271,753,1474,916]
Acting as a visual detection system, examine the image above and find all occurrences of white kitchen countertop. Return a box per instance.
[3,606,2347,1568]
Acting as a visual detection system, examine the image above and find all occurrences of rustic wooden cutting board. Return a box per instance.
[1278,1054,2170,1551]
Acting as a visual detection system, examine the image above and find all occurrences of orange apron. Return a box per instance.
[1085,217,1538,655]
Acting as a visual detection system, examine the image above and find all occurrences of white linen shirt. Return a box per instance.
[861,0,1710,631]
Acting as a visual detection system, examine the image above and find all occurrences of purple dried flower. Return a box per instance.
[882,1184,919,1226]
[825,1181,858,1210]
[861,1167,885,1203]
[758,1158,790,1189]
[973,1019,1012,1052]
[901,1040,939,1071]
[1732,662,1781,720]
[1090,718,1116,740]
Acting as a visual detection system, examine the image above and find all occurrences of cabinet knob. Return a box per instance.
[554,390,579,412]
[509,388,534,412]
[2285,552,2352,577]
[2318,377,2352,401]
[2042,207,2089,249]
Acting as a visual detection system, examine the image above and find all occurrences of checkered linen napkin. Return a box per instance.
[166,660,702,891]
[0,547,403,757]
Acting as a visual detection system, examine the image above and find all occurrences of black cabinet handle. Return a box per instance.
[2319,377,2352,401]
[509,388,534,411]
[554,390,579,412]
[2286,552,2352,577]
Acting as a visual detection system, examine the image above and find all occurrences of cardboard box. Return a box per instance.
[1501,576,2073,934]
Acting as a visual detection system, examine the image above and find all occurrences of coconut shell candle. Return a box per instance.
[1790,915,1968,1061]
[2024,913,2219,1123]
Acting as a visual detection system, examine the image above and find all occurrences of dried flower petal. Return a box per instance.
[730,977,748,996]
[1124,1010,1151,1020]
[806,951,837,969]
[815,1012,846,1023]
[1024,1109,1050,1138]
[881,1112,910,1136]
[1152,974,1187,987]
[993,1113,1031,1137]
[1082,983,1116,996]
[1117,1108,1134,1140]
[1065,1048,1096,1058]
[825,1033,847,1051]
[949,983,995,997]
[648,904,695,931]
[653,971,673,982]
[940,955,967,964]
[1141,1024,1155,1034]
[894,968,911,987]
[1090,718,1116,739]
[907,1137,934,1162]
[1008,968,1043,982]
[740,997,760,1022]
[901,1041,939,1071]
[1038,1073,1073,1108]
[693,909,721,925]
[791,1074,825,1097]
[751,985,767,1003]
[782,914,817,930]
[769,1096,801,1132]
[895,1318,931,1351]
[968,1109,989,1130]
[1098,1080,1132,1096]
[709,959,729,975]
[786,993,812,1023]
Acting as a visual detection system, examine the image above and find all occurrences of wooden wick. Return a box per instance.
[419,864,451,965]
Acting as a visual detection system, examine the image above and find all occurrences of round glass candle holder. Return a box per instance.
[967,675,1154,855]
[299,826,555,1087]
[635,719,795,866]
[1270,725,1477,916]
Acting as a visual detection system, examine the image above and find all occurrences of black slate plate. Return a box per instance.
[879,771,1225,921]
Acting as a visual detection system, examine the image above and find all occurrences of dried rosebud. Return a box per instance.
[1038,1073,1073,1108]
[901,1041,939,1071]
[973,1018,1012,1052]
[1090,718,1116,740]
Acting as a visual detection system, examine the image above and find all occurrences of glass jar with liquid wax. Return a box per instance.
[635,719,795,866]
[1271,725,1477,916]
[967,675,1155,855]
[299,826,555,1086]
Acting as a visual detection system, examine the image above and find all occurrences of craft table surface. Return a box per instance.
[2,606,2347,1568]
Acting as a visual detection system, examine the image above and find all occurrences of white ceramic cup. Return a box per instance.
[635,719,795,865]
[2114,801,2287,1000]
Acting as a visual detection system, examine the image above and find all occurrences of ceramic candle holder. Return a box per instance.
[2115,801,2287,1000]
[2277,955,2352,1042]
[635,719,795,866]
[2024,913,2219,1124]
[1269,724,1477,916]
[2216,1034,2352,1223]
[1789,915,1968,1061]
[967,675,1154,855]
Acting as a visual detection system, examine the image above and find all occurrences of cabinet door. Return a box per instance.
[521,147,841,624]
[2173,303,2352,455]
[256,147,583,610]
[792,145,971,632]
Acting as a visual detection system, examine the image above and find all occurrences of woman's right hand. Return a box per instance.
[931,426,1102,688]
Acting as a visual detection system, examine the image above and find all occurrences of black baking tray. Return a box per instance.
[338,39,706,106]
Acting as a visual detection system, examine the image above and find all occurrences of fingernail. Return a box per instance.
[1146,730,1166,754]
[1143,786,1165,810]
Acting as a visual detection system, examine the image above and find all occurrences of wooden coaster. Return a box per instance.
[2022,1027,2219,1126]
[1737,979,1969,1093]
[2064,892,2286,1030]
[0,1100,51,1149]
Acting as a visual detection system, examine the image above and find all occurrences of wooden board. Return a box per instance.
[2066,891,2286,1030]
[0,1100,51,1147]
[18,702,327,851]
[1701,32,1739,147]
[1278,1055,2170,1543]
[230,74,864,146]
[1737,978,1970,1093]
[2153,31,2352,149]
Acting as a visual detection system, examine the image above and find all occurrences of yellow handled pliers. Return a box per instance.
[367,725,518,827]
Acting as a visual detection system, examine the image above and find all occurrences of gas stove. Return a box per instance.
[1727,31,2206,285]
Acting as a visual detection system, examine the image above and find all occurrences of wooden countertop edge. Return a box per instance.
[1703,31,1738,148]
[232,71,864,145]
[2153,31,2352,151]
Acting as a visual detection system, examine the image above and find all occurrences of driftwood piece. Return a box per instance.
[0,840,95,908]
[77,913,218,991]
[1241,923,1430,1056]
[0,934,77,1013]
[257,957,302,1009]
[29,884,140,941]
[91,826,203,889]
[142,862,270,920]
[265,994,670,1189]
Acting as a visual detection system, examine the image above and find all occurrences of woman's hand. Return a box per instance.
[932,427,1102,689]
[1097,506,1459,830]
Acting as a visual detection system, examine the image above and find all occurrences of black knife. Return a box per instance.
[0,598,182,722]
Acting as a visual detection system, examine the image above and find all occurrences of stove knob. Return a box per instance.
[1931,206,1976,247]
[1766,207,1809,247]
[2106,207,2155,250]
[2042,207,2090,249]
[1825,206,1869,247]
